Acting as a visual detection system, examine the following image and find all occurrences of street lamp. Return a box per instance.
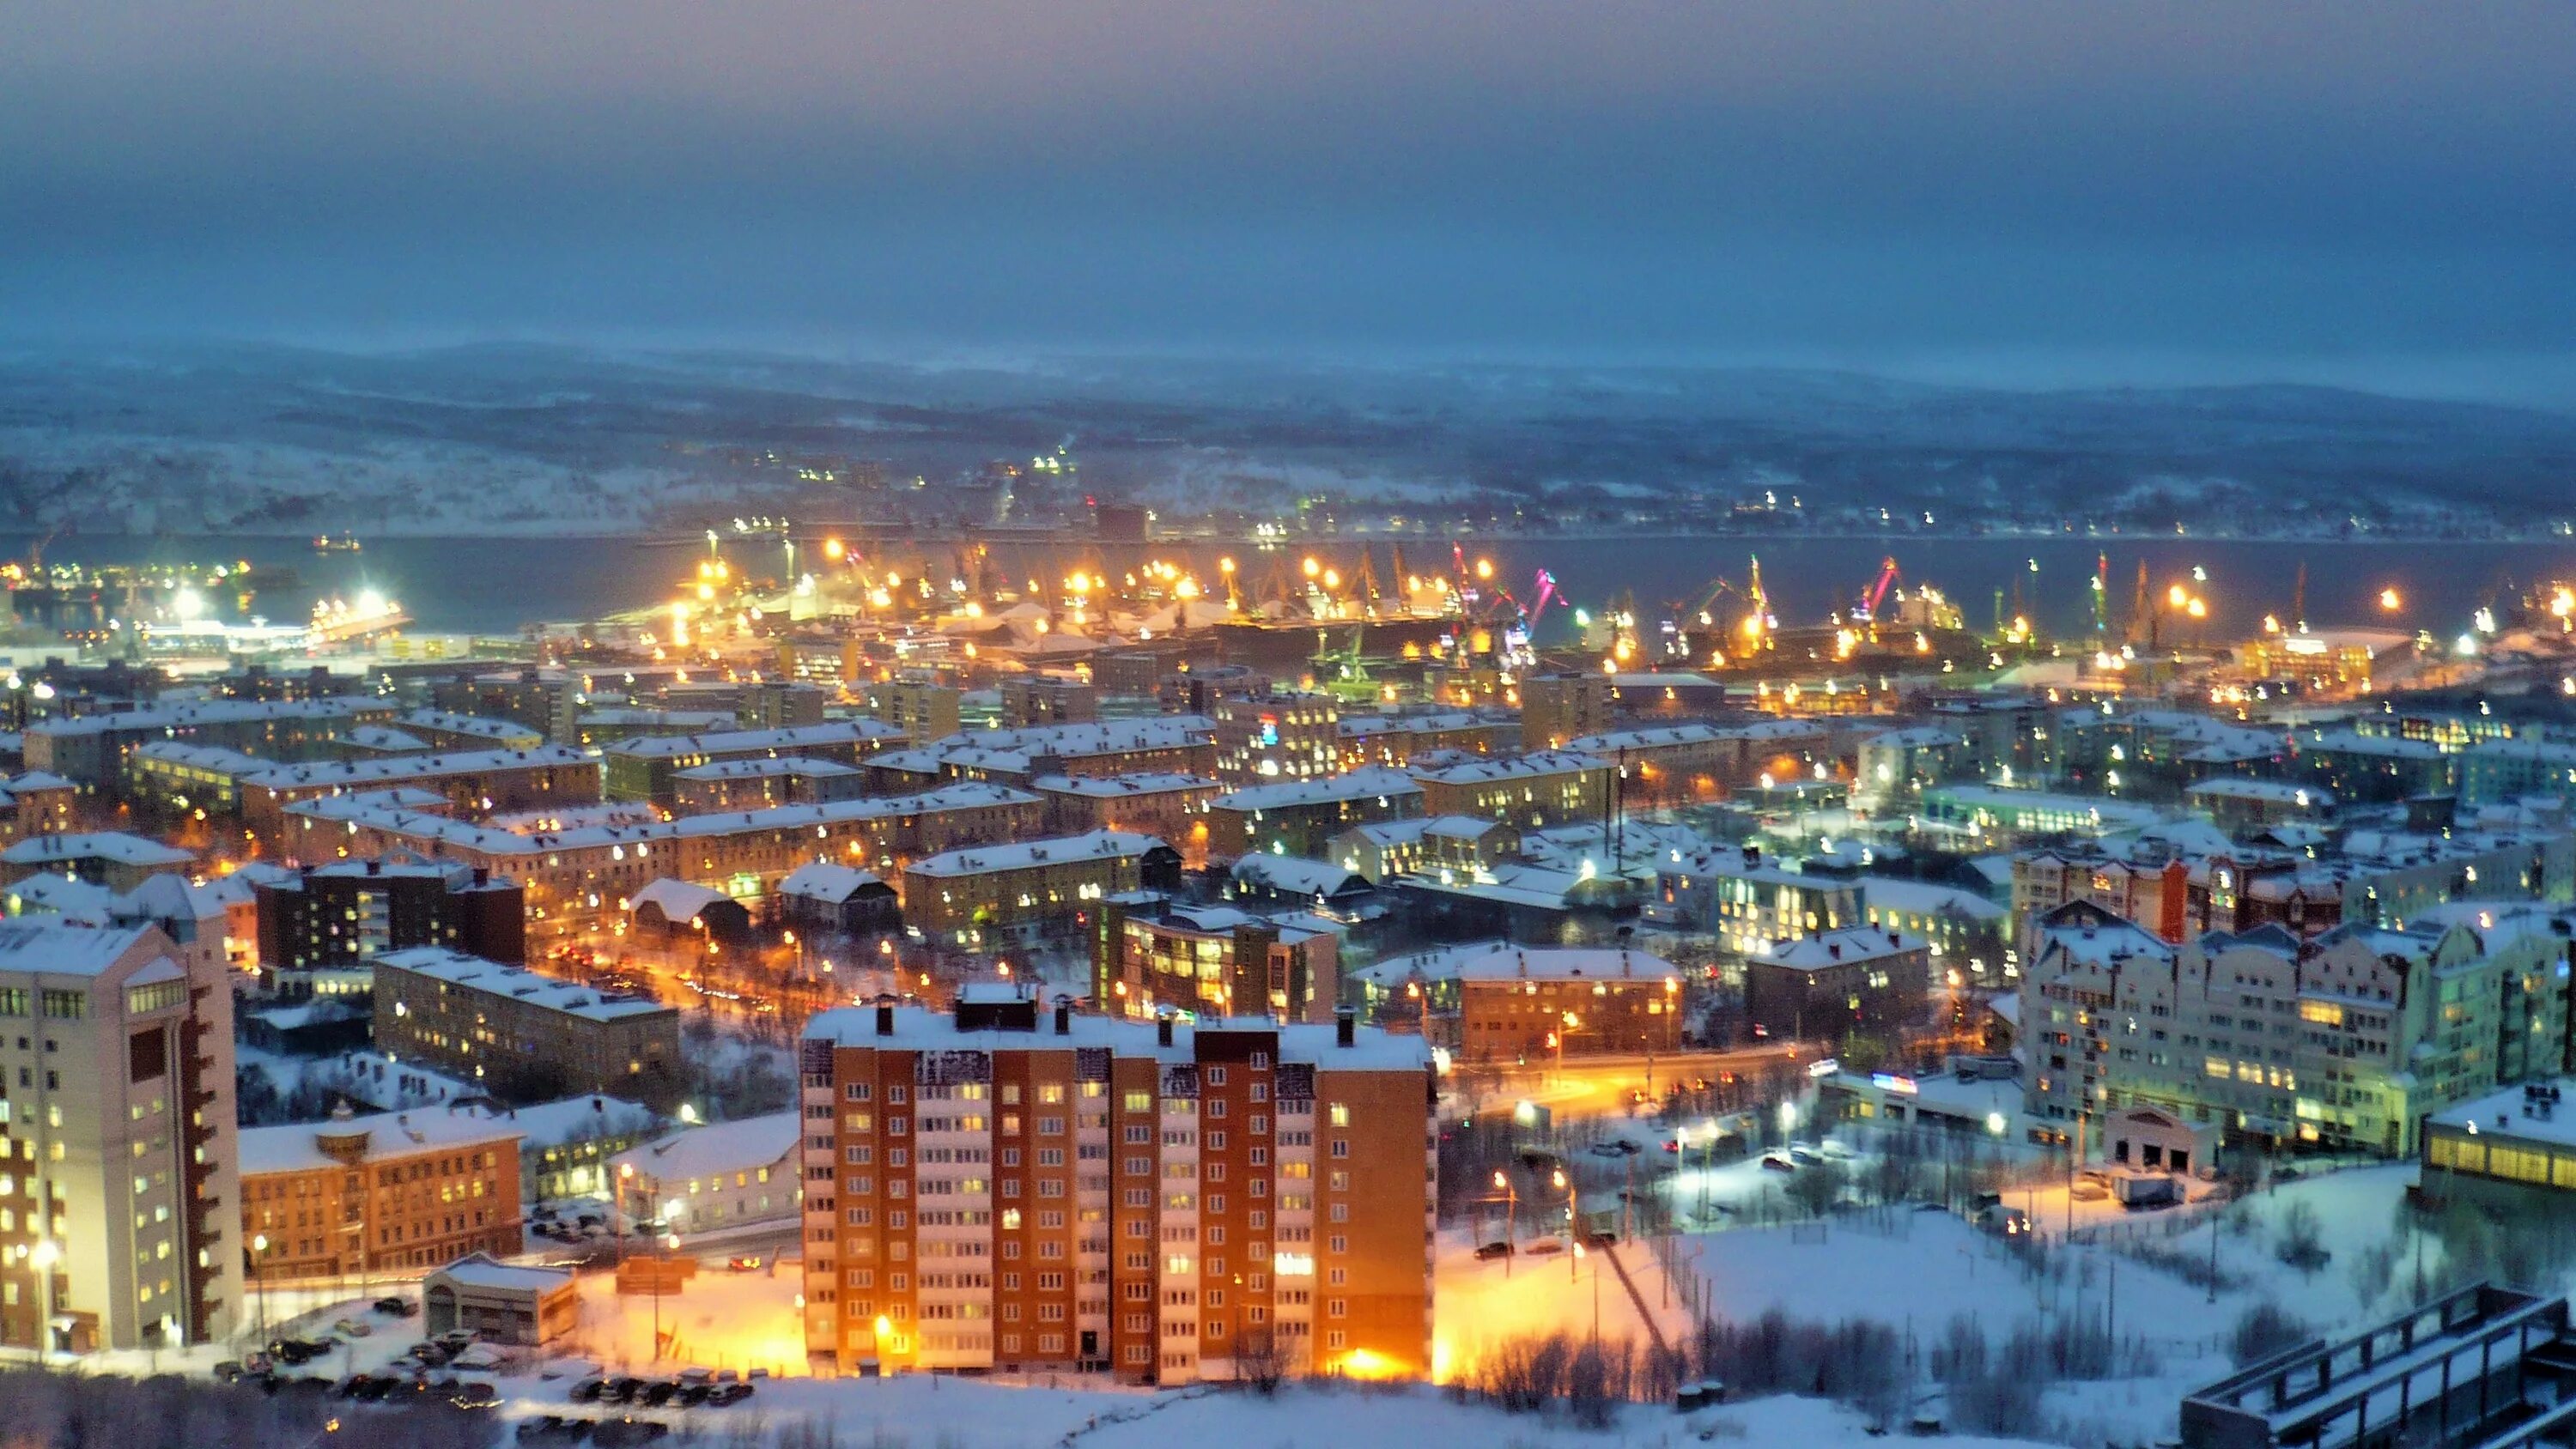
[1492,1170,1516,1277]
[653,1229,681,1361]
[30,1239,59,1363]
[251,1233,270,1339]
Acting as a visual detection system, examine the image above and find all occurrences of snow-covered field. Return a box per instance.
[40,1161,2573,1449]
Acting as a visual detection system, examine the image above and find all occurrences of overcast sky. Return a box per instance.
[4,2,2571,397]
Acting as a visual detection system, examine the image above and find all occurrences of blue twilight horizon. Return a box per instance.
[2,1,2571,402]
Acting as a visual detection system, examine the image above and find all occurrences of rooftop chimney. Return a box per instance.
[1335,1007,1356,1049]
[875,1002,896,1038]
[1054,998,1072,1036]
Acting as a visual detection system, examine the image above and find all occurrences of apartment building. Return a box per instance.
[901,832,1184,949]
[1,832,197,894]
[1205,768,1425,862]
[1335,712,1516,771]
[239,745,602,840]
[238,1105,524,1280]
[2289,730,2457,805]
[370,948,683,1107]
[251,853,526,991]
[294,781,1043,937]
[1444,943,1688,1061]
[23,696,398,789]
[1411,751,1613,832]
[1001,676,1099,728]
[2463,737,2576,811]
[1742,928,1934,1043]
[397,709,548,753]
[0,919,241,1353]
[1649,846,1862,955]
[866,682,963,746]
[671,757,869,814]
[0,771,78,844]
[2020,901,2576,1155]
[920,719,1219,785]
[604,722,908,808]
[1093,898,1341,1024]
[431,669,586,745]
[1854,727,1972,811]
[1208,691,1341,783]
[611,1111,803,1233]
[1518,672,1613,753]
[1326,815,1519,883]
[1031,774,1224,862]
[796,997,1436,1385]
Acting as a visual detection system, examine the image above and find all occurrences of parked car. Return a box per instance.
[449,1381,501,1410]
[374,1295,417,1317]
[333,1318,373,1338]
[214,1361,246,1384]
[638,1381,678,1407]
[677,1385,713,1406]
[708,1383,754,1406]
[726,1255,762,1272]
[1522,1238,1564,1256]
[1759,1154,1796,1173]
[1788,1146,1822,1166]
[1473,1240,1513,1261]
[570,1378,607,1404]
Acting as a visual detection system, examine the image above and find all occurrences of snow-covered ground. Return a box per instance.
[40,1160,2573,1449]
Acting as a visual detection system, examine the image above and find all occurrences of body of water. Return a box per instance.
[3,531,2572,645]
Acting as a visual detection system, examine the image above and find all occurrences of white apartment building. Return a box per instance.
[0,919,241,1352]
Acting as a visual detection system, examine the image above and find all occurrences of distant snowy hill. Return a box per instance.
[0,343,2568,535]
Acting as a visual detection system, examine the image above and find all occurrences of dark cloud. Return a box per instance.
[3,2,2570,397]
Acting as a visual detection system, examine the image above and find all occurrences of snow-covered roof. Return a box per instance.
[2185,779,2332,807]
[1230,854,1372,897]
[905,829,1169,878]
[399,709,542,743]
[922,717,1214,760]
[340,725,432,753]
[243,745,594,790]
[2298,730,2446,760]
[1214,767,1421,812]
[114,872,240,924]
[0,919,155,977]
[1561,724,1733,753]
[1860,727,1968,749]
[1409,750,1607,785]
[27,697,382,738]
[374,948,671,1022]
[611,1110,801,1185]
[2429,1078,2576,1148]
[429,1254,575,1294]
[776,862,890,903]
[673,755,861,781]
[1414,942,1680,983]
[605,720,903,759]
[1030,772,1220,798]
[3,872,118,920]
[239,1106,526,1175]
[805,1003,1431,1072]
[126,740,273,773]
[1748,927,1928,972]
[628,878,739,921]
[1856,876,2005,921]
[292,781,1039,856]
[1,832,194,867]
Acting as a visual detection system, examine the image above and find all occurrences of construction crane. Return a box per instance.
[1853,557,1902,624]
